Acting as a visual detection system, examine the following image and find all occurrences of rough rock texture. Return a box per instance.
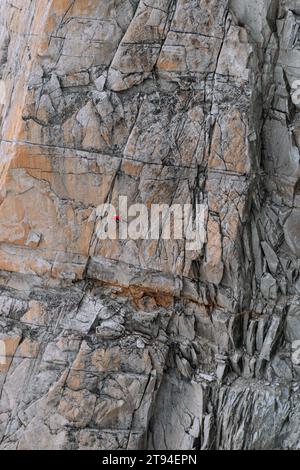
[0,0,300,450]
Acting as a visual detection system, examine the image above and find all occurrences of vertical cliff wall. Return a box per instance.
[0,0,300,450]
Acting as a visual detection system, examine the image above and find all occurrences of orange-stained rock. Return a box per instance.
[0,0,299,452]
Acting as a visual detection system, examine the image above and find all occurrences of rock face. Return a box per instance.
[0,0,300,450]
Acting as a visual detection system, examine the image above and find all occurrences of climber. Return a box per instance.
[113,215,121,224]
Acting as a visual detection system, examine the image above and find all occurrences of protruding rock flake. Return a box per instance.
[0,0,300,450]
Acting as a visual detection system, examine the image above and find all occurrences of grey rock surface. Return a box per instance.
[0,0,300,450]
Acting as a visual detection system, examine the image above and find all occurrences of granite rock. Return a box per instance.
[0,0,300,450]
